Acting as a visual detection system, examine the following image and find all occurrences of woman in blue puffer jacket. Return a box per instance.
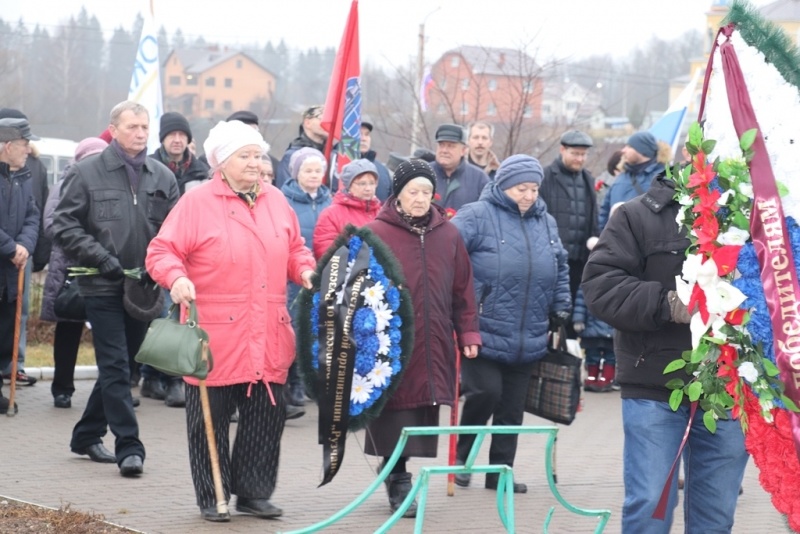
[450,154,571,494]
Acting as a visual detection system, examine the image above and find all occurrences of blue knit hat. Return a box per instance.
[627,131,658,159]
[494,155,543,190]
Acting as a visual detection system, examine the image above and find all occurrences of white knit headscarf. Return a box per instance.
[203,120,269,170]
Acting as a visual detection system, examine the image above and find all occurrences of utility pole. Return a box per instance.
[410,22,425,154]
[410,7,440,154]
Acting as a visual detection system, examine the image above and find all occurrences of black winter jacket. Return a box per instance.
[539,158,598,263]
[581,177,691,402]
[28,156,51,271]
[53,146,179,297]
[0,163,39,301]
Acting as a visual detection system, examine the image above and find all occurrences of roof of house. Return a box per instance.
[760,0,800,21]
[166,48,274,77]
[442,45,539,77]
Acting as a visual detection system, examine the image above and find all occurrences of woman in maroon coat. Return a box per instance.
[364,159,481,517]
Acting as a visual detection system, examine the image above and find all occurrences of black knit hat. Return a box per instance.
[226,110,259,126]
[392,159,436,197]
[159,112,192,144]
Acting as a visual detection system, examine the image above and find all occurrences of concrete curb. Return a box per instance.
[22,365,98,381]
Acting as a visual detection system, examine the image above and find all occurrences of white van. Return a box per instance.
[34,137,78,186]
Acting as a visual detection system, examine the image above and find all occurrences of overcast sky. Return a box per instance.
[4,0,775,69]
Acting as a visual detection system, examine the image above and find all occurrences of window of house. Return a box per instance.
[436,103,447,115]
[225,78,233,88]
[488,79,497,91]
[460,78,469,91]
[182,100,192,115]
[487,103,497,116]
[542,104,551,114]
[460,101,469,116]
[566,102,578,110]
[223,100,232,111]
[523,81,533,93]
[236,59,243,68]
[186,76,197,86]
[523,105,533,118]
[440,78,447,90]
[450,56,459,67]
[205,77,216,87]
[169,75,181,86]
[204,99,214,110]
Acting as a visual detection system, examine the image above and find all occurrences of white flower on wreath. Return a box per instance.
[351,374,374,404]
[738,182,753,198]
[372,300,393,332]
[676,257,747,347]
[718,189,735,206]
[718,226,750,246]
[367,360,393,389]
[362,281,386,307]
[737,361,759,383]
[376,331,391,356]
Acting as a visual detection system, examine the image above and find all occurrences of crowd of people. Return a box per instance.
[0,101,749,532]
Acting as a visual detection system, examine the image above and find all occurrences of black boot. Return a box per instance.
[164,379,186,407]
[485,472,527,494]
[386,472,417,518]
[0,387,17,415]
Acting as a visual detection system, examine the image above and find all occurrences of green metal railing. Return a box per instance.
[282,425,610,533]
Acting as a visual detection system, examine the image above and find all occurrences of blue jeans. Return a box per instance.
[621,398,748,534]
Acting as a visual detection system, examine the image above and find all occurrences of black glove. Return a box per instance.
[98,256,124,280]
[549,310,571,330]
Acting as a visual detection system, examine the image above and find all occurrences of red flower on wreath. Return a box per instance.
[687,150,716,189]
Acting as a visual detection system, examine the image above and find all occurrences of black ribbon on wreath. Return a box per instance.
[316,240,372,486]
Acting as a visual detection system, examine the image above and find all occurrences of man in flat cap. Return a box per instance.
[430,123,490,211]
[0,116,41,413]
[0,108,50,388]
[539,130,599,326]
[276,105,328,189]
[599,131,664,230]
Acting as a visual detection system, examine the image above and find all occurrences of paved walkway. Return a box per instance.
[0,374,788,533]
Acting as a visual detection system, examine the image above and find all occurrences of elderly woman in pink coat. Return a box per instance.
[146,120,315,523]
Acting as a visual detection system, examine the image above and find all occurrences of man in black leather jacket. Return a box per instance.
[53,101,179,477]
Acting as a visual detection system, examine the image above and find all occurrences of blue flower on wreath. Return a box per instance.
[386,286,400,309]
[733,216,800,367]
[354,307,377,335]
[348,236,362,262]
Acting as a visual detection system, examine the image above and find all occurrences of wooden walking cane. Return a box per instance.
[7,266,25,417]
[447,343,462,496]
[198,340,228,515]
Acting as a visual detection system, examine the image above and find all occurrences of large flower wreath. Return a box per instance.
[296,224,415,430]
[668,3,800,529]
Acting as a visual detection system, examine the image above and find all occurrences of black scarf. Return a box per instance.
[395,200,432,233]
[624,159,652,177]
[111,140,147,194]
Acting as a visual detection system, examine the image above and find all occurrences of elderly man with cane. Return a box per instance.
[0,117,40,415]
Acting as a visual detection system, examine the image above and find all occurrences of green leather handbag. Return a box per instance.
[134,302,213,379]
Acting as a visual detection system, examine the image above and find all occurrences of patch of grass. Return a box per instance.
[25,343,95,368]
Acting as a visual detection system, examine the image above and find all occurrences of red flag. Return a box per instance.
[321,0,361,179]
